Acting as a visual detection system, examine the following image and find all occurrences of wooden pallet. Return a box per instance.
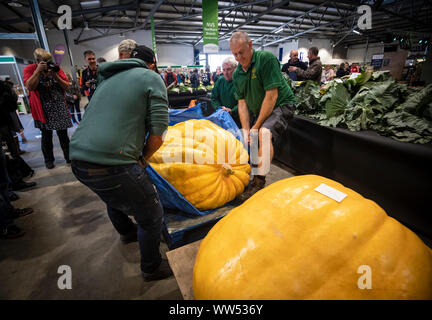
[162,163,294,249]
[166,240,201,300]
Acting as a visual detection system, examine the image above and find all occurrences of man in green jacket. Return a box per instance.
[230,31,297,201]
[70,45,172,281]
[210,56,241,127]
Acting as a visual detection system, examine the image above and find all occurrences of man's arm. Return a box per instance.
[143,74,169,165]
[238,99,250,131]
[81,70,90,89]
[142,135,163,161]
[295,63,321,81]
[54,69,70,91]
[210,80,222,109]
[300,61,308,71]
[251,88,278,130]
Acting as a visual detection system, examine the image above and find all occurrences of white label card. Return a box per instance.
[314,183,347,203]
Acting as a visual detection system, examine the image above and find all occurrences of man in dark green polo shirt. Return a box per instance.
[210,56,241,127]
[70,45,173,282]
[230,31,297,201]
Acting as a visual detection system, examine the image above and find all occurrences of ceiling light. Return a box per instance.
[7,1,23,7]
[353,29,361,35]
[80,1,100,8]
[274,26,284,34]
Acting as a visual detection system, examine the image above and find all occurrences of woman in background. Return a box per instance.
[23,48,72,169]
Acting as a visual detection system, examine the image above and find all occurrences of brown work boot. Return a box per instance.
[237,176,266,202]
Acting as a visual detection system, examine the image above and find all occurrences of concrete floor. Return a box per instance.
[0,110,296,299]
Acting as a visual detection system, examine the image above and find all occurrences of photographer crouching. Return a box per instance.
[23,48,72,169]
[81,50,98,103]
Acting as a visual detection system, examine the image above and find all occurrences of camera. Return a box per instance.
[46,61,60,72]
[88,78,98,91]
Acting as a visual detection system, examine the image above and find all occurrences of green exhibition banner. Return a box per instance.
[151,17,157,57]
[202,0,219,53]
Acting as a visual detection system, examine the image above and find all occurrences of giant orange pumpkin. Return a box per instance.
[193,175,432,299]
[149,119,250,210]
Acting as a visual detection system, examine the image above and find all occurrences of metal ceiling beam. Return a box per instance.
[0,1,138,26]
[154,0,269,27]
[192,0,290,46]
[0,33,38,40]
[75,0,271,44]
[0,2,34,30]
[263,12,358,46]
[75,0,165,44]
[29,0,49,50]
[254,1,333,43]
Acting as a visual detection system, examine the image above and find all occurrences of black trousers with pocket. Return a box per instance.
[41,129,70,164]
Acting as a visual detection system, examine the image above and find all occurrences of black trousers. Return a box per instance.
[0,125,19,159]
[41,129,70,164]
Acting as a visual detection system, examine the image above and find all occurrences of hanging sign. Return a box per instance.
[202,0,219,53]
[53,44,66,66]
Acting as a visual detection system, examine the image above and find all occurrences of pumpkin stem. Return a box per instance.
[222,164,234,176]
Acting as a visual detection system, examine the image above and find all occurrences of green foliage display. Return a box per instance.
[289,71,432,144]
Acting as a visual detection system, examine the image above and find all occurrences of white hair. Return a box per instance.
[118,39,137,53]
[230,31,251,44]
[222,56,237,68]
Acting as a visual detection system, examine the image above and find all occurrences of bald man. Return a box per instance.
[281,50,307,80]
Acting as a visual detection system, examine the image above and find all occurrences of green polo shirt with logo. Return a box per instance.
[233,49,296,117]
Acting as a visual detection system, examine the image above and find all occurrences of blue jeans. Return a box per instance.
[71,160,163,273]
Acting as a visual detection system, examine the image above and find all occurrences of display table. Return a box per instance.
[168,92,209,108]
[275,115,432,246]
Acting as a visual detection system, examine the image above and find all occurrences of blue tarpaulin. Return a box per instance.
[146,104,244,216]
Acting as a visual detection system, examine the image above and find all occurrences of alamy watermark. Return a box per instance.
[160,126,272,175]
[57,5,72,30]
[57,265,72,290]
[357,265,372,290]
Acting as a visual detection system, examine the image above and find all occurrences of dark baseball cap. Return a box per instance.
[130,45,159,73]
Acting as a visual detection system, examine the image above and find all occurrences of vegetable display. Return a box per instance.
[168,84,214,95]
[193,175,432,299]
[149,119,250,210]
[286,71,432,144]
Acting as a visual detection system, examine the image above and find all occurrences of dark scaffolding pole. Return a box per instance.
[29,0,50,50]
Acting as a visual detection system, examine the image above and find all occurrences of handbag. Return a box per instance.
[65,92,75,105]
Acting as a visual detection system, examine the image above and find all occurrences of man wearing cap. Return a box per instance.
[230,31,297,201]
[69,45,173,281]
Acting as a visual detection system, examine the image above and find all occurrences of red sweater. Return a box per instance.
[23,63,68,124]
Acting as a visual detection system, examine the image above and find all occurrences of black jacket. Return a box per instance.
[336,68,350,78]
[281,59,308,74]
[81,66,98,97]
[0,80,18,126]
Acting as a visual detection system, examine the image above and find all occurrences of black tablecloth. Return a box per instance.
[275,115,432,246]
[168,92,208,108]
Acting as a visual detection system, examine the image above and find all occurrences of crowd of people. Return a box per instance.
[2,31,366,281]
[280,48,363,83]
[1,78,36,239]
